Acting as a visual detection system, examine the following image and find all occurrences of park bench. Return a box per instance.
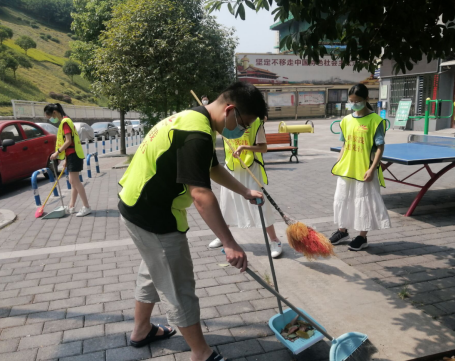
[265,133,299,163]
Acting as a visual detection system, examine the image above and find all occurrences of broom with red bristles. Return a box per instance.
[190,90,334,260]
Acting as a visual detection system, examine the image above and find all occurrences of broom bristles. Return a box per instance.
[286,222,335,260]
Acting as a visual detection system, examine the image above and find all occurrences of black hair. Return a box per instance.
[201,95,208,99]
[219,81,268,119]
[44,103,66,117]
[348,83,373,111]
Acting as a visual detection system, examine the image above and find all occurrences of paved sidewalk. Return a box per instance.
[0,118,454,360]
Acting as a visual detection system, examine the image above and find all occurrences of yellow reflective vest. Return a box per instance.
[224,118,268,185]
[119,110,216,233]
[332,113,386,187]
[56,117,84,160]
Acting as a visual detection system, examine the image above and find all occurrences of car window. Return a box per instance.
[1,124,23,143]
[21,124,45,139]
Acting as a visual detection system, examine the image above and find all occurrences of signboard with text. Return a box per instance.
[298,91,325,105]
[236,53,376,86]
[393,99,413,128]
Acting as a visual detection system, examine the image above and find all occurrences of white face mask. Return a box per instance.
[202,99,209,105]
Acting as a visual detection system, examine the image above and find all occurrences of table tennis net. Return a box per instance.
[408,134,455,148]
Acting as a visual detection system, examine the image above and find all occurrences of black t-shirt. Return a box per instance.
[118,107,218,234]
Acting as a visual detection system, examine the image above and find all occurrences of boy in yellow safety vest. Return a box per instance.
[118,82,267,361]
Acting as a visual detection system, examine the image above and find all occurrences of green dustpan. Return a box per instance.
[42,161,66,220]
[42,206,66,219]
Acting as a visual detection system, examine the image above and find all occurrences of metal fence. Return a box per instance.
[11,100,141,120]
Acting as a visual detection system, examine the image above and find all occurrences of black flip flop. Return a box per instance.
[130,323,176,348]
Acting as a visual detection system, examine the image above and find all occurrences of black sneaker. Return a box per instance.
[348,236,368,251]
[329,229,349,245]
[206,351,225,361]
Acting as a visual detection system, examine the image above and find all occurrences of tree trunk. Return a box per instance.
[120,109,126,155]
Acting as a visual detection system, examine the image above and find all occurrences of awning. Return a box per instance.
[440,60,455,67]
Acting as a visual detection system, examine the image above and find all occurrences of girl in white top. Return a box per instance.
[209,117,282,258]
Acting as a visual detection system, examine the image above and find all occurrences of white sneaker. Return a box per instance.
[76,206,92,217]
[64,206,76,215]
[270,241,282,258]
[209,238,223,248]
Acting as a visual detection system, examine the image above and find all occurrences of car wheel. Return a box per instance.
[105,132,110,140]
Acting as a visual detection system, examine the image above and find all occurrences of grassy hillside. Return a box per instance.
[0,6,107,116]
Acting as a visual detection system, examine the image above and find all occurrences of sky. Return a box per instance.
[211,4,278,54]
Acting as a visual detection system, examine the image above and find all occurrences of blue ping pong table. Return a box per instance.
[331,134,455,216]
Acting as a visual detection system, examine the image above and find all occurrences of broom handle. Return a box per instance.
[245,267,334,341]
[257,202,283,314]
[40,167,66,210]
[189,90,289,221]
[53,161,65,208]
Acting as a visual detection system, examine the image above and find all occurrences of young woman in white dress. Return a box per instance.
[209,116,282,258]
[330,84,391,251]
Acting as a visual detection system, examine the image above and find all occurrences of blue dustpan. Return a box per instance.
[246,268,368,361]
[269,307,325,354]
[250,202,368,360]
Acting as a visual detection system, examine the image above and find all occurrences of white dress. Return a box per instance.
[220,127,276,228]
[333,169,391,231]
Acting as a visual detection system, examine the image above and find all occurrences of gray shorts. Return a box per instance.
[122,216,200,327]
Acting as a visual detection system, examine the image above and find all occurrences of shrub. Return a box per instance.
[46,34,51,39]
[64,50,72,58]
[39,35,48,41]
[65,89,75,96]
[70,35,78,40]
[75,90,81,94]
[49,92,57,99]
[17,17,22,21]
[67,33,72,37]
[75,95,82,100]
[50,37,60,44]
[31,24,39,29]
[60,82,64,86]
[55,93,64,100]
[62,96,72,104]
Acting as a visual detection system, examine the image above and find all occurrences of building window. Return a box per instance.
[390,76,417,117]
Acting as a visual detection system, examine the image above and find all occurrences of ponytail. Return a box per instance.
[44,103,66,117]
[366,102,373,111]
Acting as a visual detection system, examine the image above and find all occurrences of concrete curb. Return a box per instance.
[0,209,16,229]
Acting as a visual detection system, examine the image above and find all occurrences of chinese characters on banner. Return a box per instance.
[255,58,353,67]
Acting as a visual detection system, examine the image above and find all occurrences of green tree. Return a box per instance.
[8,0,73,29]
[71,0,124,80]
[76,0,236,154]
[92,0,236,114]
[15,53,33,71]
[0,51,33,79]
[0,53,19,79]
[63,60,81,82]
[206,0,455,74]
[0,25,13,44]
[15,35,37,56]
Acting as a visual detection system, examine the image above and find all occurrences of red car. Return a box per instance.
[0,120,56,186]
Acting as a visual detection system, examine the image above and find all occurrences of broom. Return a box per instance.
[190,90,334,260]
[35,166,66,218]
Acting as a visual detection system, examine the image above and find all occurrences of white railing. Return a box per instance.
[11,100,141,120]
